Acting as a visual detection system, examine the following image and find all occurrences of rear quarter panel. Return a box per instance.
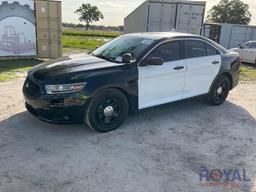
[217,51,240,89]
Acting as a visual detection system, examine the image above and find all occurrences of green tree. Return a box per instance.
[206,0,251,24]
[75,3,104,30]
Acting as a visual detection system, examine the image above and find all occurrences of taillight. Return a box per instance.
[239,56,242,65]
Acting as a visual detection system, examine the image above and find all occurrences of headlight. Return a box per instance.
[45,83,87,94]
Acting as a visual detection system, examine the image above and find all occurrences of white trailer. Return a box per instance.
[124,0,206,35]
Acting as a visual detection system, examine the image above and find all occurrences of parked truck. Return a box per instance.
[124,0,206,35]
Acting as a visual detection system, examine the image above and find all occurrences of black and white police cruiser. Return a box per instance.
[23,32,240,132]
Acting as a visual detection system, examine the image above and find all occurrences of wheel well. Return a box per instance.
[222,72,233,89]
[114,87,135,114]
[95,87,135,114]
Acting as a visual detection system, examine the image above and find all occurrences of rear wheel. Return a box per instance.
[85,89,129,133]
[207,75,230,105]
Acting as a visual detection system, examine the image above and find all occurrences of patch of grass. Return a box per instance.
[62,36,107,51]
[0,59,43,82]
[240,64,256,82]
[63,29,121,38]
[63,47,88,55]
[62,29,117,53]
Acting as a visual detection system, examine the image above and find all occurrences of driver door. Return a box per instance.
[138,41,186,109]
[246,42,256,63]
[239,42,254,63]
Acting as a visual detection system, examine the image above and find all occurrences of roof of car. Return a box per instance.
[123,32,228,54]
[123,32,199,40]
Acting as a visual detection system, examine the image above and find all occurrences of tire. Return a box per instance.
[207,75,231,105]
[85,89,129,133]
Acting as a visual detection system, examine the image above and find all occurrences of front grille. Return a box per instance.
[24,78,40,98]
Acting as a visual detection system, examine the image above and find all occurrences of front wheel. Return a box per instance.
[207,75,231,105]
[85,89,129,133]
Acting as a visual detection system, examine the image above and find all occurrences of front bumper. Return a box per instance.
[25,102,86,124]
[23,80,90,123]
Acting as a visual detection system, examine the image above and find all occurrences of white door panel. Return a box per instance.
[239,49,255,63]
[138,60,186,109]
[237,42,256,64]
[236,49,251,63]
[247,49,256,63]
[183,55,221,98]
[241,49,251,62]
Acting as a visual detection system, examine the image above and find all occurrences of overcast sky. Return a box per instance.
[62,0,256,26]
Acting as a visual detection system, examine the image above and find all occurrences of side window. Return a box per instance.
[184,40,206,58]
[250,43,256,49]
[148,41,181,62]
[206,43,220,56]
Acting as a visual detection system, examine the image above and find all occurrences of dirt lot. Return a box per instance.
[0,78,256,192]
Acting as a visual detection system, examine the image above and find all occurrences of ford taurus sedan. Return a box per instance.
[23,32,240,132]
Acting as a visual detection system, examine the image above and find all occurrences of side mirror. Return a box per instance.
[239,44,244,49]
[141,57,164,66]
[122,53,133,63]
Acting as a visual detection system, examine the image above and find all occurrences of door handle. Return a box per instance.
[212,61,220,65]
[173,66,184,70]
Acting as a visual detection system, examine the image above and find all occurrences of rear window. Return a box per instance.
[204,38,227,54]
[184,40,221,58]
[206,43,221,56]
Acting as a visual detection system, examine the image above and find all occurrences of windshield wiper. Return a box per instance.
[93,54,119,63]
[100,56,115,62]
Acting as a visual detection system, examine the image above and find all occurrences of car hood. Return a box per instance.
[30,53,124,81]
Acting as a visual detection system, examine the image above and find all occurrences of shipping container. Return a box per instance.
[124,0,206,35]
[35,0,62,58]
[202,23,256,49]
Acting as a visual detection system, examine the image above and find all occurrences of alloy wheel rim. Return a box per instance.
[97,97,121,124]
[214,81,228,102]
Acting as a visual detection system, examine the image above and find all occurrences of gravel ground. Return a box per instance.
[0,78,256,192]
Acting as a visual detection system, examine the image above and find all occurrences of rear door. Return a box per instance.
[176,4,205,35]
[147,3,161,32]
[183,40,221,98]
[160,3,176,31]
[147,2,176,32]
[138,41,186,109]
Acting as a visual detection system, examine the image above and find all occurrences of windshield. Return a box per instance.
[92,36,155,63]
[242,41,256,49]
